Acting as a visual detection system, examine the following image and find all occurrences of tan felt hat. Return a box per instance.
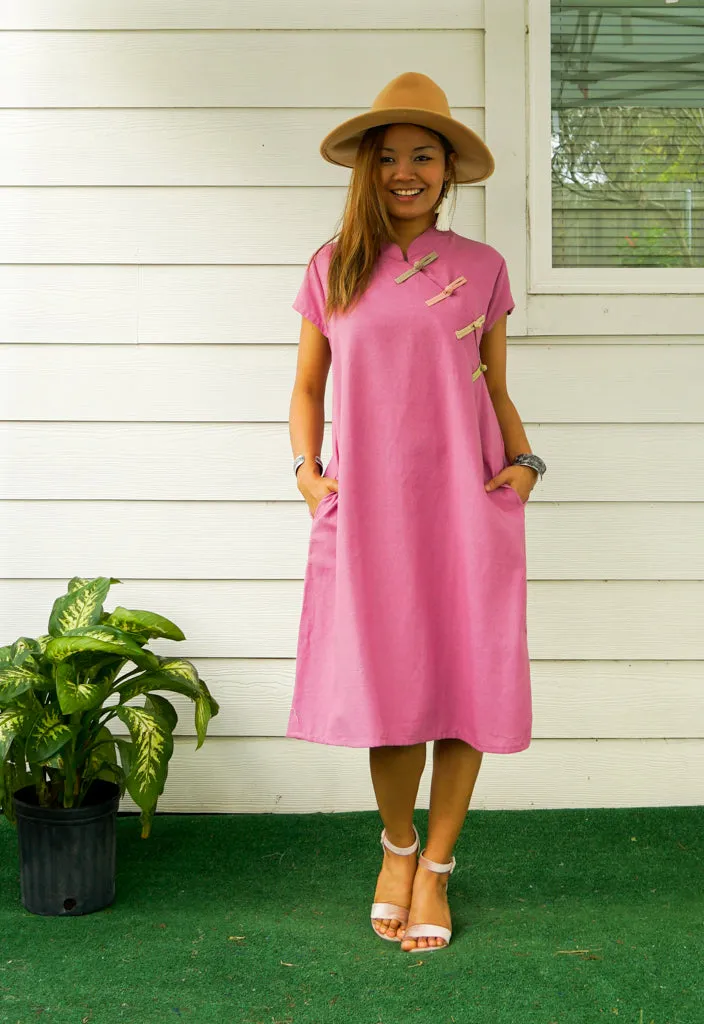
[319,71,495,185]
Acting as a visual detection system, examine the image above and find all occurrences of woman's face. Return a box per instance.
[378,123,450,223]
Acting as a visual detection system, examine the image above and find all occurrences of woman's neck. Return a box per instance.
[390,215,438,259]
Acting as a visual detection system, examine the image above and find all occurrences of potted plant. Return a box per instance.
[0,576,219,916]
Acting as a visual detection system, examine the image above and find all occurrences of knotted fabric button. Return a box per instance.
[455,314,486,339]
[426,276,468,306]
[394,251,439,284]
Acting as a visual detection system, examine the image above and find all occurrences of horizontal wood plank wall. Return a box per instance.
[0,2,484,30]
[1,8,702,812]
[0,109,486,185]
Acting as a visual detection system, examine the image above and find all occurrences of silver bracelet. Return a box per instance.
[512,453,546,480]
[294,454,323,476]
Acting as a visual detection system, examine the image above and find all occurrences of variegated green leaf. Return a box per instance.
[1,757,33,821]
[5,643,54,692]
[0,708,32,761]
[67,577,98,593]
[194,693,216,750]
[31,673,57,693]
[76,654,125,698]
[114,705,173,815]
[105,607,185,643]
[89,759,126,793]
[114,737,135,779]
[55,661,111,714]
[25,707,75,763]
[13,689,44,714]
[45,624,158,673]
[9,637,44,661]
[48,577,120,637]
[117,658,217,708]
[34,635,54,656]
[0,646,13,667]
[82,723,124,794]
[0,662,45,706]
[84,726,117,774]
[39,753,64,769]
[144,693,178,733]
[154,657,200,690]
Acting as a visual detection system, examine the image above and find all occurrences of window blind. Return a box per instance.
[551,0,704,268]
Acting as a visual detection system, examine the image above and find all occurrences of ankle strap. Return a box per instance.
[380,823,419,856]
[419,849,456,874]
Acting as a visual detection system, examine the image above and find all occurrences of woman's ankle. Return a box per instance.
[383,825,417,849]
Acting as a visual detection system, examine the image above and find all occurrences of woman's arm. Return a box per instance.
[289,315,338,514]
[479,314,538,497]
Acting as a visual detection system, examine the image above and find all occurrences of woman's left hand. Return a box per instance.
[485,465,537,504]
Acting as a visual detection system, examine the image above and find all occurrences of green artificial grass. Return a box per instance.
[1,805,702,1024]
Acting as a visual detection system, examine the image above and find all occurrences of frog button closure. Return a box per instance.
[393,251,439,284]
[471,360,488,381]
[455,315,486,340]
[425,276,468,305]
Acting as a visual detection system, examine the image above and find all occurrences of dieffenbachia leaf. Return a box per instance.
[105,607,185,643]
[48,577,118,636]
[45,624,159,673]
[55,661,112,714]
[25,707,75,763]
[114,705,173,831]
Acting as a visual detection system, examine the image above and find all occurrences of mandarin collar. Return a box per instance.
[379,221,451,264]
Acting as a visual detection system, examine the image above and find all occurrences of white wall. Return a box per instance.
[1,0,702,812]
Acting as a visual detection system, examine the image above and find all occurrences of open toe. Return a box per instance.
[400,848,456,954]
[370,825,419,943]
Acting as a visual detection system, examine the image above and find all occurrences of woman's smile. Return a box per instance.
[389,187,426,202]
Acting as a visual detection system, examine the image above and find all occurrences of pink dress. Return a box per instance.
[286,221,532,753]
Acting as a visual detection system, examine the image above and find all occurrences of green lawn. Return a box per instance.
[1,805,702,1024]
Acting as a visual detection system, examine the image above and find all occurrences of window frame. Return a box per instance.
[527,0,704,294]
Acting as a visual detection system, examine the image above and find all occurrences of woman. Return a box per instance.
[287,72,546,953]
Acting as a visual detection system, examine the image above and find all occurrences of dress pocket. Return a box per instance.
[312,490,338,520]
[487,481,525,510]
[502,483,525,508]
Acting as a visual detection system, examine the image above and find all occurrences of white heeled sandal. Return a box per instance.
[401,847,456,952]
[370,823,420,942]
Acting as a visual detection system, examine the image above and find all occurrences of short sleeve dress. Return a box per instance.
[286,221,532,753]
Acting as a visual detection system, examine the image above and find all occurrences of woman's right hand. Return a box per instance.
[297,466,339,517]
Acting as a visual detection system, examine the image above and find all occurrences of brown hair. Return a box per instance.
[310,123,458,324]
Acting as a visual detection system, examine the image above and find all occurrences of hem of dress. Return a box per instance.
[285,727,531,754]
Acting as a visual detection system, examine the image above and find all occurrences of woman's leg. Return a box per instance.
[369,742,427,938]
[400,738,483,950]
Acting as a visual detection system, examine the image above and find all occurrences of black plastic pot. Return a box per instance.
[13,779,121,916]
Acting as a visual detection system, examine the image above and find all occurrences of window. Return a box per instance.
[550,1,704,270]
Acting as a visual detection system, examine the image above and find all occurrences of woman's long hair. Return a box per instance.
[311,124,458,324]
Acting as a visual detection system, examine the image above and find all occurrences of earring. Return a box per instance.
[435,183,453,231]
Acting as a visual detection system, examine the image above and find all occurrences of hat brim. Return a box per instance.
[320,108,494,184]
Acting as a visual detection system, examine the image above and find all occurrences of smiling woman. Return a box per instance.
[288,71,545,956]
[382,137,442,214]
[379,125,454,246]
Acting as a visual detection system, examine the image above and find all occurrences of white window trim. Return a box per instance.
[527,0,704,295]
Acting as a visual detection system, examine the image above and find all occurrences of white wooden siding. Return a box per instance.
[1,2,702,812]
[0,2,484,31]
[0,109,485,185]
[0,32,484,107]
[0,187,484,263]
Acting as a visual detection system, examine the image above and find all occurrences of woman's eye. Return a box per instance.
[381,155,431,163]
